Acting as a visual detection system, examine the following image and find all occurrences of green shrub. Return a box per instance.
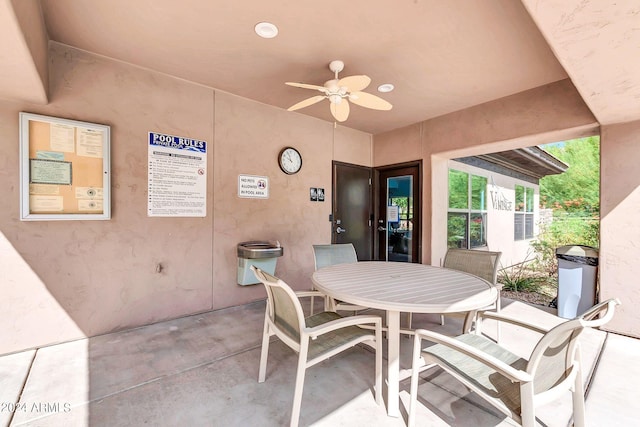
[530,212,599,277]
[498,259,543,293]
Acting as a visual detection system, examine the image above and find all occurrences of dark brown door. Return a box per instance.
[332,161,373,260]
[376,163,421,262]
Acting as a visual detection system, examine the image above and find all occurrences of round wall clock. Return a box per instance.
[278,146,302,175]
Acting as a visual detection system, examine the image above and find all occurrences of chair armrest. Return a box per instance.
[295,290,326,299]
[306,315,382,339]
[414,328,533,383]
[580,298,621,327]
[477,311,550,334]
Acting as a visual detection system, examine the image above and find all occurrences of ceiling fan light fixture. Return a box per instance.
[329,94,343,104]
[254,22,278,38]
[377,83,395,93]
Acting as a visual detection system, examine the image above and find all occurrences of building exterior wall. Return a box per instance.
[600,119,640,337]
[0,43,372,355]
[447,160,540,268]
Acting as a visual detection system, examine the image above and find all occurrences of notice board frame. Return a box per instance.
[19,112,111,221]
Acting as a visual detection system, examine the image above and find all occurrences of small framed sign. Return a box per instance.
[238,174,269,199]
[310,187,325,202]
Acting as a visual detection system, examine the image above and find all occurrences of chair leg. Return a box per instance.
[408,334,424,427]
[440,314,445,326]
[290,342,309,427]
[495,293,501,343]
[462,310,477,333]
[374,321,382,405]
[572,365,586,427]
[519,382,536,427]
[258,312,271,383]
[327,296,337,312]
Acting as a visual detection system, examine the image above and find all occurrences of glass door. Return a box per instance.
[377,164,421,262]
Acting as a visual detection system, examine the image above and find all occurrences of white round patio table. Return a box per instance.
[311,261,498,418]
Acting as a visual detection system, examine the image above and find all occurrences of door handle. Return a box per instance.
[336,226,346,234]
[377,226,387,231]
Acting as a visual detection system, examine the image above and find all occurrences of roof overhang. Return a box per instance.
[455,146,568,183]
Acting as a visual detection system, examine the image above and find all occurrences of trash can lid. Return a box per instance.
[555,245,598,258]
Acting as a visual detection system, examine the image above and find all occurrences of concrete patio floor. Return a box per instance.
[1,297,638,427]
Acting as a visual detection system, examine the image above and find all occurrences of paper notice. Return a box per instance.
[387,205,400,222]
[75,187,103,199]
[29,184,60,195]
[30,195,64,212]
[77,128,104,158]
[30,159,72,185]
[50,123,75,152]
[36,151,65,161]
[78,199,103,211]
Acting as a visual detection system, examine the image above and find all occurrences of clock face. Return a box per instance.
[278,147,302,174]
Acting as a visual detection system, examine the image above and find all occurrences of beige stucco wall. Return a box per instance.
[0,0,48,104]
[600,120,640,337]
[11,0,49,95]
[0,43,371,355]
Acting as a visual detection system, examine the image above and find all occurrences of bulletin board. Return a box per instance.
[19,112,111,220]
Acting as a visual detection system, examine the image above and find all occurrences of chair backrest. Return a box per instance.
[312,243,358,270]
[526,298,620,394]
[443,248,501,284]
[251,265,305,349]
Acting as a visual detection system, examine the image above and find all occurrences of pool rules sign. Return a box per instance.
[148,132,207,217]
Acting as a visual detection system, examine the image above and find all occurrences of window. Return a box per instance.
[514,185,534,240]
[447,170,487,249]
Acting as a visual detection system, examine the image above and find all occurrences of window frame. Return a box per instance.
[514,184,535,241]
[447,169,488,249]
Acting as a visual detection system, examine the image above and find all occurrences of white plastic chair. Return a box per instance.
[408,298,620,427]
[251,265,382,427]
[442,249,502,335]
[312,243,367,313]
[407,249,502,334]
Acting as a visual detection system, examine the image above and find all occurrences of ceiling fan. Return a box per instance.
[285,60,392,122]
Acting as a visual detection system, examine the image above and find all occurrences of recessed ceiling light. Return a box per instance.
[377,83,395,93]
[255,22,278,39]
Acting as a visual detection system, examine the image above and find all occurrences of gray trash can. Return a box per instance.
[237,241,283,285]
[556,245,598,319]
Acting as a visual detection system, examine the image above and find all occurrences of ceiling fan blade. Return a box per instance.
[287,95,326,111]
[337,75,371,92]
[330,100,350,122]
[349,91,393,110]
[285,82,328,93]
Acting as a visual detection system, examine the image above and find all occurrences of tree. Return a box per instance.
[539,136,600,215]
[532,136,600,276]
